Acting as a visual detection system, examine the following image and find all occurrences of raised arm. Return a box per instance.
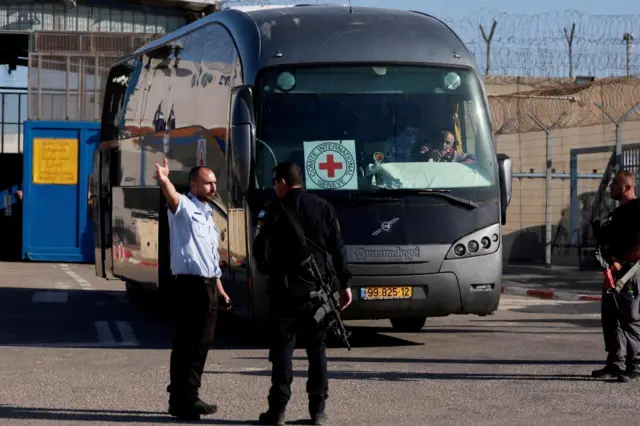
[155,158,181,214]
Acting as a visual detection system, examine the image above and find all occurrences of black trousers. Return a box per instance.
[267,302,329,414]
[167,274,218,403]
[601,291,640,372]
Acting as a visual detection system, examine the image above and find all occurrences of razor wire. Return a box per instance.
[439,9,640,78]
[487,76,640,134]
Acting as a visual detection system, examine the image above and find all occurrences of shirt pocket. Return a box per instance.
[190,212,210,239]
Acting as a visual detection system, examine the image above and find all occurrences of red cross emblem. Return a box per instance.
[319,154,343,178]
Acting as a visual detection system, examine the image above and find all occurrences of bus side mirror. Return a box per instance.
[497,153,512,225]
[231,86,256,194]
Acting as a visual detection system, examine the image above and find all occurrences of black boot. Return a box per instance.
[168,404,201,421]
[311,411,327,425]
[309,396,327,425]
[258,408,286,425]
[592,364,622,378]
[618,370,640,382]
[169,394,217,420]
[192,398,218,415]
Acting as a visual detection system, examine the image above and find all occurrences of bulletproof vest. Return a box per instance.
[278,201,331,296]
[598,201,640,262]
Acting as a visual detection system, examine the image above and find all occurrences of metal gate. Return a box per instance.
[0,88,28,261]
[574,143,640,269]
[0,153,24,261]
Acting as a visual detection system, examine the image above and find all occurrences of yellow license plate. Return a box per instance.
[360,286,412,300]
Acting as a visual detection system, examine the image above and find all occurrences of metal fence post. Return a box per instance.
[595,102,640,168]
[528,112,568,268]
[569,151,578,247]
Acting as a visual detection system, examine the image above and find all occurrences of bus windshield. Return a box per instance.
[255,65,497,193]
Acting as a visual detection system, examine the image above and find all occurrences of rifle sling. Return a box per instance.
[277,200,328,260]
[614,260,640,293]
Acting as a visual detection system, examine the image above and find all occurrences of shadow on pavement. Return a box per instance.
[207,368,596,382]
[0,286,423,350]
[346,323,600,334]
[239,356,604,366]
[476,318,601,328]
[0,405,254,424]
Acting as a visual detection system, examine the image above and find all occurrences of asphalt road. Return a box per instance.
[0,262,636,426]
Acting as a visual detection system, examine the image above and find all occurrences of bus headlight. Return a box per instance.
[446,223,501,260]
[481,237,491,249]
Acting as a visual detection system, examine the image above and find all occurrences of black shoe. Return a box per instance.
[592,365,622,378]
[168,405,201,421]
[311,411,328,425]
[309,395,327,425]
[618,371,640,382]
[258,409,286,425]
[169,398,217,420]
[192,398,217,415]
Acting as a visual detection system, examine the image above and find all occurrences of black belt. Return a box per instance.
[174,274,215,285]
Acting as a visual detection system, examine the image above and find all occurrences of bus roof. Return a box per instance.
[130,5,477,83]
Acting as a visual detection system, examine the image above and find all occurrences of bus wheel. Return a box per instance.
[390,316,426,332]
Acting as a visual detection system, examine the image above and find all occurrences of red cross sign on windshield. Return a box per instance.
[319,154,343,178]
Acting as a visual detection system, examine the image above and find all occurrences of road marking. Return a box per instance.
[58,264,95,291]
[32,291,68,303]
[498,295,601,317]
[78,281,93,291]
[54,282,72,290]
[115,321,139,346]
[94,321,116,345]
[2,342,141,348]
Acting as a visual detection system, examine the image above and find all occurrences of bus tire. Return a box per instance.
[390,316,426,332]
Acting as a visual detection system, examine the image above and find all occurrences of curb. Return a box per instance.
[501,285,602,302]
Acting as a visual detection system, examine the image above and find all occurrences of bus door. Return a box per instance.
[91,148,106,278]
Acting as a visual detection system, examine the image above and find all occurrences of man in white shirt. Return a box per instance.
[155,158,231,421]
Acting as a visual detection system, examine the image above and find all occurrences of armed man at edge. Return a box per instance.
[252,161,353,426]
[592,169,640,382]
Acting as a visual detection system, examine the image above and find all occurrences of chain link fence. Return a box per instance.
[488,76,640,266]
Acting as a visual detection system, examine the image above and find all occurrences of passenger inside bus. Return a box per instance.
[419,130,476,164]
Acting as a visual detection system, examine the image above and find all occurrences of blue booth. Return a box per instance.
[22,120,100,263]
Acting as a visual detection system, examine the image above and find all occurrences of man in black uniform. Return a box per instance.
[253,161,353,425]
[592,169,640,381]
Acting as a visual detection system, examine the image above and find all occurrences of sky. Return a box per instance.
[351,0,640,16]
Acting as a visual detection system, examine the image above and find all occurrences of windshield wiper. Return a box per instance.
[418,189,479,209]
[372,188,479,209]
[342,192,402,204]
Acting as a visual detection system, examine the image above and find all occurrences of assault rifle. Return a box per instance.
[301,254,352,350]
[279,201,352,350]
[592,217,640,293]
